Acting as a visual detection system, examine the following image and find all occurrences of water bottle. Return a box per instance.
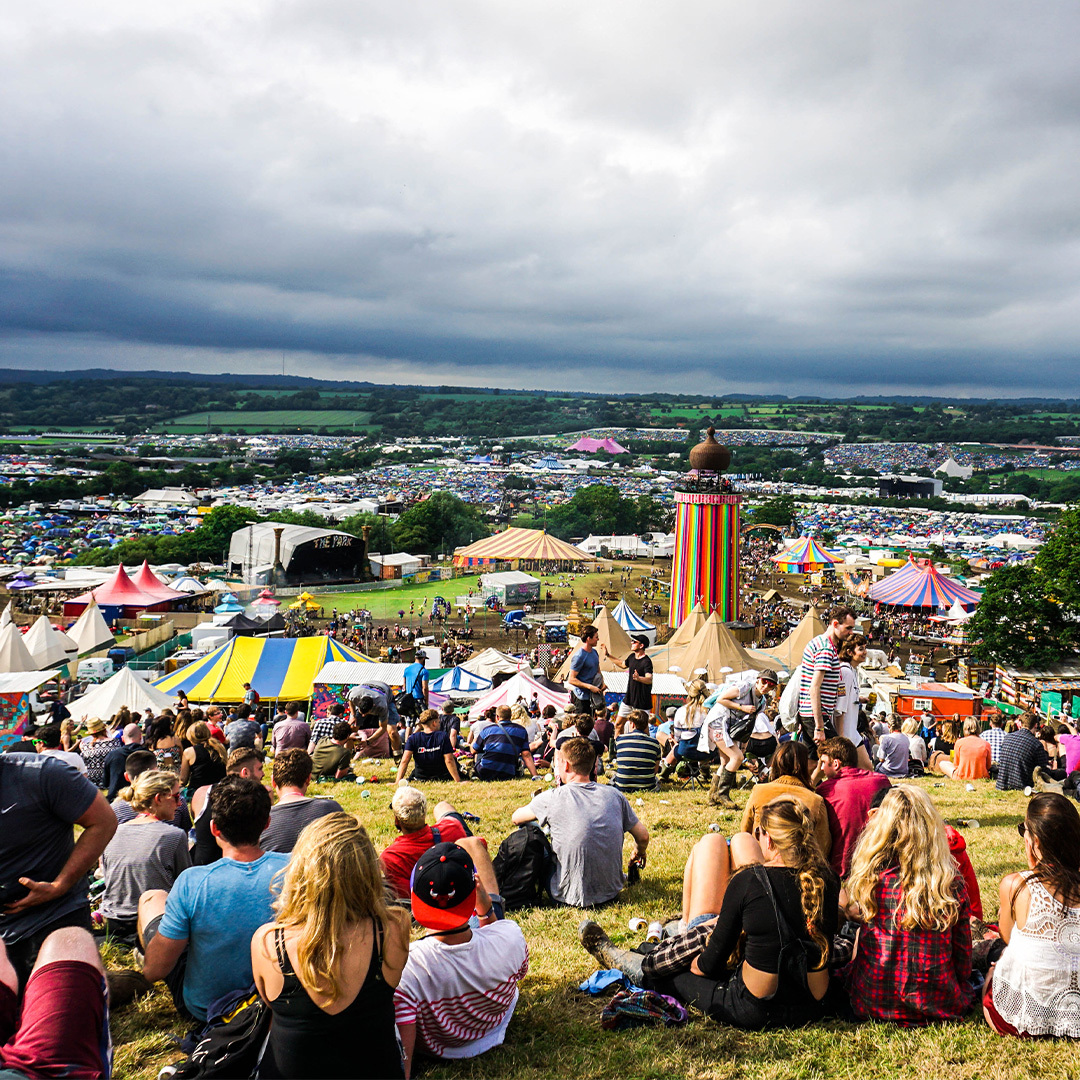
[956,818,980,828]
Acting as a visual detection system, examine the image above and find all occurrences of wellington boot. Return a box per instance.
[708,769,738,810]
[658,760,676,782]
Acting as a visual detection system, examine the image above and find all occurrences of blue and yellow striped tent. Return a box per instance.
[153,636,373,703]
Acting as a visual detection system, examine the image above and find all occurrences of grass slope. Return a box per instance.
[108,772,1079,1080]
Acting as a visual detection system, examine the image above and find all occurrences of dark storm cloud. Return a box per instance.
[2,0,1080,395]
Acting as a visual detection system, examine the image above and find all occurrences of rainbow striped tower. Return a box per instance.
[669,428,741,627]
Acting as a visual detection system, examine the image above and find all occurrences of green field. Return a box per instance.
[108,774,1076,1080]
[160,409,373,432]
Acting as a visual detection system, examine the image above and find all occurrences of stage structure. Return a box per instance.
[669,428,741,627]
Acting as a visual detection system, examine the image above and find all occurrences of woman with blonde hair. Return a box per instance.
[60,717,77,752]
[900,717,928,767]
[179,721,227,793]
[844,785,977,1024]
[581,798,839,1029]
[659,679,712,781]
[100,770,190,940]
[252,813,410,1078]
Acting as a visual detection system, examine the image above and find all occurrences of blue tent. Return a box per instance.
[429,667,493,693]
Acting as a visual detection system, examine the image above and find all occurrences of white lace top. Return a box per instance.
[992,871,1080,1037]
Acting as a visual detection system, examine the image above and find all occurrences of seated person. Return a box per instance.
[224,705,262,752]
[252,814,410,1079]
[380,787,470,901]
[874,717,910,778]
[932,718,992,781]
[270,701,310,754]
[307,703,346,753]
[815,737,891,878]
[36,724,87,775]
[844,786,978,1025]
[901,717,929,768]
[190,747,265,867]
[0,927,111,1079]
[112,749,191,830]
[579,798,839,1030]
[611,710,662,793]
[261,749,344,854]
[659,681,713,780]
[472,707,538,782]
[396,709,463,784]
[740,742,831,860]
[984,792,1080,1038]
[512,738,648,908]
[395,840,528,1079]
[311,722,358,781]
[100,770,191,941]
[138,776,289,1023]
[438,702,465,749]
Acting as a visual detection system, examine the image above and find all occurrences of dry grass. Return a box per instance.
[107,771,1080,1080]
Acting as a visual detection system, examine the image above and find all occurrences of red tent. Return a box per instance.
[133,561,189,603]
[62,564,186,619]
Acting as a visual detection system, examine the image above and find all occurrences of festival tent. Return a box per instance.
[568,436,628,454]
[73,665,174,718]
[555,606,633,680]
[429,667,493,694]
[153,636,373,703]
[0,607,11,631]
[133,561,190,603]
[169,576,207,594]
[771,537,844,572]
[754,606,826,672]
[23,615,76,670]
[460,648,523,681]
[661,611,758,682]
[452,527,596,568]
[467,669,568,720]
[0,623,37,674]
[63,564,181,621]
[665,601,708,647]
[67,599,114,655]
[610,599,657,645]
[214,594,246,615]
[869,562,980,611]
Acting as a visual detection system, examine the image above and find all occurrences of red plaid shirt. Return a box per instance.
[844,866,977,1025]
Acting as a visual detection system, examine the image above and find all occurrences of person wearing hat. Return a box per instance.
[599,634,653,721]
[78,717,113,789]
[395,841,527,1077]
[701,671,780,809]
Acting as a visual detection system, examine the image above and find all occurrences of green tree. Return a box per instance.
[749,496,796,530]
[967,565,1072,667]
[1035,503,1080,613]
[337,512,395,555]
[391,492,488,555]
[545,484,640,539]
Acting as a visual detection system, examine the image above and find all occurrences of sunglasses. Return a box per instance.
[1017,821,1029,838]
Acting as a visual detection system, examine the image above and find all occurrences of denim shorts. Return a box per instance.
[688,912,719,930]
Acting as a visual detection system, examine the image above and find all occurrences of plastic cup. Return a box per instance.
[361,789,371,799]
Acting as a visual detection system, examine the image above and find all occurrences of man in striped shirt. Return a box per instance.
[612,710,662,792]
[796,605,856,757]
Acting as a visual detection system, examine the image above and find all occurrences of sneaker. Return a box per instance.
[106,969,153,1008]
[1033,768,1064,795]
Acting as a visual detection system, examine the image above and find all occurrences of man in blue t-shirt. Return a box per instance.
[402,651,430,710]
[140,776,288,1022]
[567,625,605,708]
[472,706,538,781]
[397,709,464,783]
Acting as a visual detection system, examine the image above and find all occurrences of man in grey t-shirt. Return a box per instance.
[0,754,117,981]
[874,717,911,778]
[511,738,649,907]
[260,748,343,854]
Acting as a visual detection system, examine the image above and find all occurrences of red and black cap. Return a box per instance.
[410,842,477,931]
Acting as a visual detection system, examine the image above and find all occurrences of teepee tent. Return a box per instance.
[555,606,634,681]
[0,622,38,674]
[757,606,826,671]
[460,648,523,682]
[68,599,114,655]
[0,607,11,631]
[23,615,77,670]
[668,611,758,682]
[666,602,708,648]
[73,665,174,718]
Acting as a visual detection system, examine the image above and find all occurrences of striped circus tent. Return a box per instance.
[771,537,844,572]
[153,636,373,703]
[429,667,493,693]
[452,527,595,567]
[610,599,655,634]
[869,562,980,611]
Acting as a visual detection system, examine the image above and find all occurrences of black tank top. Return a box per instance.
[190,783,220,866]
[261,922,404,1079]
[188,744,226,792]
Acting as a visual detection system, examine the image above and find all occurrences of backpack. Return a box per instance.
[492,822,554,910]
[172,987,270,1079]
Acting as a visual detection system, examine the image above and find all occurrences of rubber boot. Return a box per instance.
[658,759,676,782]
[700,763,712,781]
[709,769,738,810]
[579,920,647,985]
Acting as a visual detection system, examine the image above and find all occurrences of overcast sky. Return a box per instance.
[3,0,1080,397]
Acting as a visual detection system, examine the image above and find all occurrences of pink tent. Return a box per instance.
[467,669,568,720]
[133,561,190,603]
[62,564,186,618]
[569,436,628,454]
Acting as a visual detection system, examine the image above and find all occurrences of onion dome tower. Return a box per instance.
[669,427,741,627]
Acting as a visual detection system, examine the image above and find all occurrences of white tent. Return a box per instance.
[72,666,174,719]
[0,607,11,631]
[0,623,38,674]
[460,648,523,682]
[68,599,114,655]
[467,669,568,720]
[23,616,77,670]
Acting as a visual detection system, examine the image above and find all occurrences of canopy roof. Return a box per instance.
[869,561,980,610]
[429,667,493,693]
[758,606,826,671]
[67,599,115,655]
[153,636,373,702]
[74,666,174,718]
[0,623,37,674]
[459,648,523,681]
[23,615,76,669]
[467,669,568,719]
[453,527,595,567]
[555,606,633,680]
[610,598,654,633]
[312,661,410,687]
[771,537,844,570]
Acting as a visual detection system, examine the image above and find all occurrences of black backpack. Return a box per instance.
[492,823,555,911]
[173,987,270,1079]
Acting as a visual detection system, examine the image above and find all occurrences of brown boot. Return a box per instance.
[708,769,738,810]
